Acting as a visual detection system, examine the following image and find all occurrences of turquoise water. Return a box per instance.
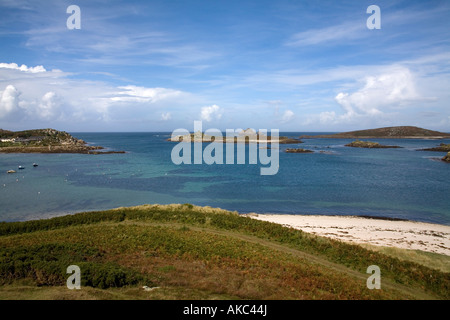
[1,132,449,225]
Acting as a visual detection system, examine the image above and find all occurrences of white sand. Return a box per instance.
[247,214,450,256]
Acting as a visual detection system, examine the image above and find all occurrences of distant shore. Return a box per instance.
[300,126,450,139]
[246,213,450,256]
[0,128,125,154]
[0,145,126,154]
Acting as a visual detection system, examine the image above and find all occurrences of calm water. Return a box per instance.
[1,132,449,225]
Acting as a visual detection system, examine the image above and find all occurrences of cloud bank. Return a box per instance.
[0,62,198,131]
[0,62,46,73]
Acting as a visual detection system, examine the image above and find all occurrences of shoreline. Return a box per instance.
[0,146,126,154]
[246,213,450,256]
[2,204,449,256]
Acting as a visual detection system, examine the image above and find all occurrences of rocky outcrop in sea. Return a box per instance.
[345,140,401,149]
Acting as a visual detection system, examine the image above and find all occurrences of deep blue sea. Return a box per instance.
[1,132,449,225]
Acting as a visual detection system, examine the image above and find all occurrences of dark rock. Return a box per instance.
[419,143,450,152]
[442,152,450,162]
[345,140,401,149]
[285,148,314,153]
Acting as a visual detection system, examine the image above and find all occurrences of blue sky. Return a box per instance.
[0,0,449,132]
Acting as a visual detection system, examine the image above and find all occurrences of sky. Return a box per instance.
[0,0,449,132]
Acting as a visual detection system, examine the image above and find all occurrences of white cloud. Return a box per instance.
[0,85,22,117]
[0,62,201,130]
[111,85,183,103]
[200,104,222,122]
[161,112,171,121]
[281,109,295,122]
[334,67,419,120]
[37,91,61,120]
[0,62,46,73]
[319,111,336,124]
[287,22,363,47]
[298,65,439,130]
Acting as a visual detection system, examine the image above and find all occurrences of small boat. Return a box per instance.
[33,163,38,167]
[18,166,25,170]
[7,170,16,173]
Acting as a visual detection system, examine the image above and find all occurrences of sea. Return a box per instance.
[1,132,449,225]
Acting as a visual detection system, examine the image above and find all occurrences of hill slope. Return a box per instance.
[0,128,124,154]
[301,126,450,139]
[0,204,448,300]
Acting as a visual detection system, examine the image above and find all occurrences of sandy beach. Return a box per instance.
[247,214,450,256]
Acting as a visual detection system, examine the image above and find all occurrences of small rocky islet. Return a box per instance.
[417,143,450,163]
[419,143,450,152]
[285,148,314,153]
[344,140,402,149]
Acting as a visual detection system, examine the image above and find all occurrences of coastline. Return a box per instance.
[0,146,126,154]
[246,213,450,256]
[1,204,448,300]
[6,205,450,256]
[0,128,126,154]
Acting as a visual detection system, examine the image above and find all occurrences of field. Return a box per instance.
[0,204,448,300]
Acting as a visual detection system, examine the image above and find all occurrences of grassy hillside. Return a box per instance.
[0,204,448,300]
[301,126,450,139]
[0,128,125,154]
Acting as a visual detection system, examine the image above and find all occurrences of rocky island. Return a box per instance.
[285,148,314,153]
[419,143,450,152]
[417,143,450,163]
[0,128,125,154]
[300,126,450,139]
[168,128,303,144]
[345,140,402,149]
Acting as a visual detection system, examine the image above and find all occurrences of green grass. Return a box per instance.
[0,204,448,300]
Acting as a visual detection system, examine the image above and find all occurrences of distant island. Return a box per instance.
[168,128,303,144]
[345,140,402,149]
[0,128,125,154]
[300,126,450,139]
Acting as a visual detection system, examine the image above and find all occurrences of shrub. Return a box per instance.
[0,243,146,288]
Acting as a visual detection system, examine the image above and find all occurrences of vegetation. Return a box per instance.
[443,152,450,163]
[0,128,124,154]
[0,204,448,300]
[0,244,144,288]
[0,128,77,146]
[301,126,450,139]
